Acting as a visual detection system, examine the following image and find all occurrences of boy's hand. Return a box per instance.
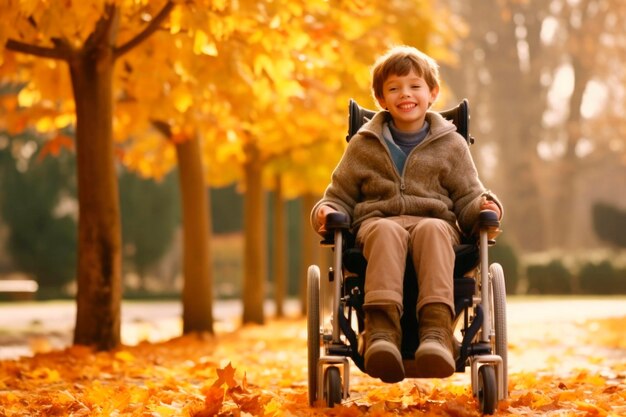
[480,198,501,219]
[316,205,338,234]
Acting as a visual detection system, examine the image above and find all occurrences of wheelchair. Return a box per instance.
[306,99,508,415]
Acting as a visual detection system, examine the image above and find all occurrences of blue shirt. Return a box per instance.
[382,120,430,173]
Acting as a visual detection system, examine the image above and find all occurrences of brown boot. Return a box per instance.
[414,303,455,378]
[363,303,405,383]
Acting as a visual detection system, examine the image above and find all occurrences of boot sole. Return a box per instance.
[364,340,405,383]
[414,342,455,378]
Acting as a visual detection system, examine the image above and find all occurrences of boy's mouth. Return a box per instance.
[398,103,416,111]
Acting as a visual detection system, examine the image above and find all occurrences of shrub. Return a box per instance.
[526,259,573,294]
[578,260,626,295]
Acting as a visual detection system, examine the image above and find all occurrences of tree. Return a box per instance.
[546,0,626,249]
[176,131,214,333]
[442,0,626,252]
[1,1,178,349]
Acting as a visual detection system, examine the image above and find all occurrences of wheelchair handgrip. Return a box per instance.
[325,212,351,230]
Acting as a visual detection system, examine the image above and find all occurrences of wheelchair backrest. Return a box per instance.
[346,98,473,144]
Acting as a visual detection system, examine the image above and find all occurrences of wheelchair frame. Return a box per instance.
[306,99,508,415]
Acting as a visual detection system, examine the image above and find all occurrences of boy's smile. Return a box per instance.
[376,69,439,132]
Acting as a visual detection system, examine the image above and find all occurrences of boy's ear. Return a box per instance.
[429,85,440,107]
[376,95,387,110]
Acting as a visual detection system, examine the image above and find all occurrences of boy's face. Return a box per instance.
[376,69,439,132]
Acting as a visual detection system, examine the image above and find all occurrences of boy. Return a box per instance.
[311,45,502,383]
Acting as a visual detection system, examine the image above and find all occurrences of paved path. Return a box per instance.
[1,296,625,361]
[0,299,302,359]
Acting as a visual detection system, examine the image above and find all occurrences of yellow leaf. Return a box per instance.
[149,402,179,417]
[17,86,40,107]
[23,367,61,383]
[171,85,193,113]
[194,29,218,56]
[114,351,135,363]
[253,54,274,78]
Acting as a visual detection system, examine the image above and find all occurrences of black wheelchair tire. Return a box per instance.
[478,365,498,415]
[324,365,342,408]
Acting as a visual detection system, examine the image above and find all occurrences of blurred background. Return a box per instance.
[0,0,624,306]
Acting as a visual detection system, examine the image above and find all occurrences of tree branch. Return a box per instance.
[151,119,173,139]
[85,3,118,51]
[5,38,69,60]
[114,1,176,59]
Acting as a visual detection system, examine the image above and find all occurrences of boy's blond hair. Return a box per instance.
[371,45,440,100]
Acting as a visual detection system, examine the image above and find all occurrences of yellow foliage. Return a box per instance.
[0,0,465,196]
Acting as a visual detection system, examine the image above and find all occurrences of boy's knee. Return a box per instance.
[362,218,408,240]
[412,218,458,245]
[415,218,449,235]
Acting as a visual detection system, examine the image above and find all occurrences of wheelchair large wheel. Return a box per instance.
[489,263,508,394]
[478,365,497,415]
[307,265,321,406]
[323,365,343,407]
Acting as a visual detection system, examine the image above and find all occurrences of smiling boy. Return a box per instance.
[311,45,502,383]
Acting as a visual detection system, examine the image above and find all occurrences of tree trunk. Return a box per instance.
[458,0,551,252]
[70,50,122,350]
[551,55,590,249]
[176,135,214,333]
[242,142,266,324]
[273,174,287,318]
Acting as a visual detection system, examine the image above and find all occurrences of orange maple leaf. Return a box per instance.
[196,385,224,417]
[212,362,238,389]
[37,133,74,161]
[229,385,269,416]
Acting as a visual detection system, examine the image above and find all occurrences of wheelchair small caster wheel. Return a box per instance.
[477,365,497,415]
[323,365,342,407]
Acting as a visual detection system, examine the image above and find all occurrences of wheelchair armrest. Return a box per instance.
[325,212,351,230]
[320,212,351,246]
[474,210,501,241]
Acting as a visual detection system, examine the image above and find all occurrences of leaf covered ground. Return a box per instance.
[1,306,626,416]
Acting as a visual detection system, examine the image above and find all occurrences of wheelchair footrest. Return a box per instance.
[327,343,352,357]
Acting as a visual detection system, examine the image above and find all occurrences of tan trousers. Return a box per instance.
[356,216,460,317]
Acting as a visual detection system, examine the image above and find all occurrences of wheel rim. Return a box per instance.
[489,263,508,396]
[307,265,321,406]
